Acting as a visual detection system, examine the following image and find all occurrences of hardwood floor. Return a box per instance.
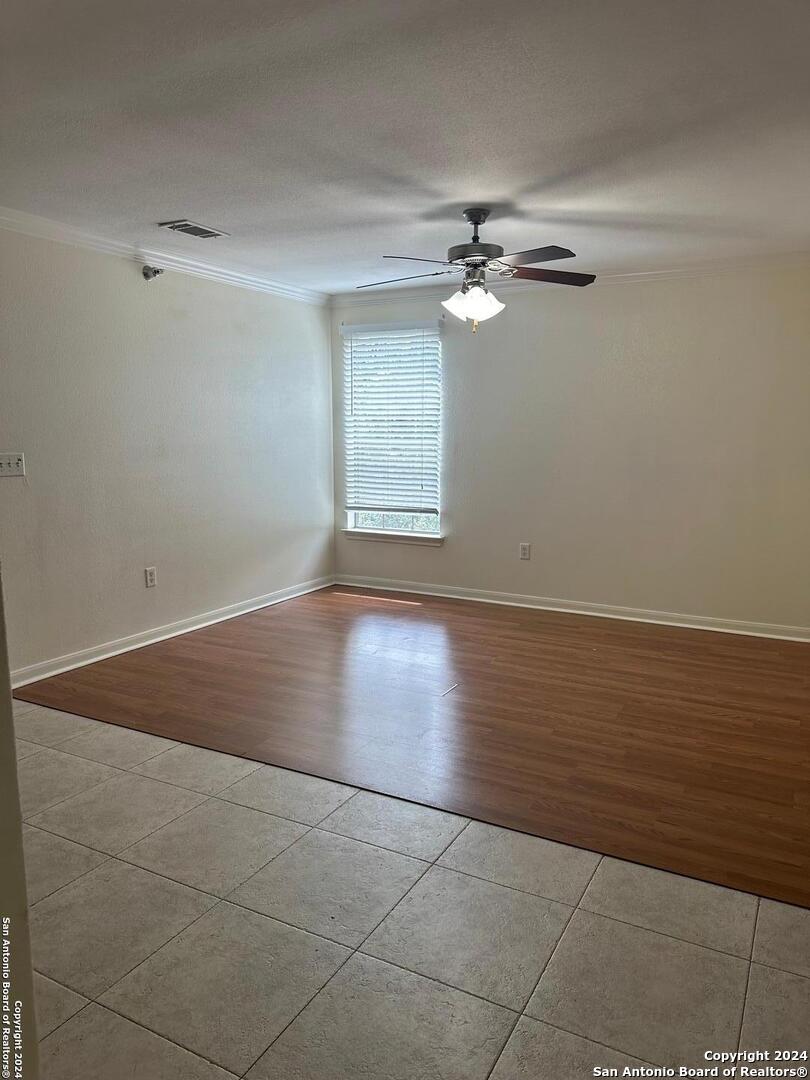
[15,585,810,906]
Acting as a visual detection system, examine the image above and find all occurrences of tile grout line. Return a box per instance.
[31,828,351,950]
[215,800,338,830]
[29,748,600,913]
[38,974,651,1080]
[483,854,633,1079]
[49,729,183,769]
[575,853,605,911]
[433,860,585,907]
[736,897,760,1052]
[121,804,315,885]
[482,863,598,1080]
[33,894,361,999]
[34,895,224,1005]
[355,948,522,1015]
[514,1014,661,1070]
[311,786,363,824]
[16,730,99,753]
[31,847,806,1074]
[16,712,172,760]
[25,758,793,974]
[486,855,604,1078]
[20,720,256,796]
[23,763,214,830]
[20,755,130,819]
[36,999,95,1047]
[27,763,333,878]
[23,721,807,1074]
[127,740,185,765]
[87,996,241,1077]
[235,807,482,1075]
[747,896,761,961]
[574,901,758,961]
[15,744,47,764]
[29,778,388,1053]
[132,756,268,796]
[572,853,762,959]
[303,825,431,865]
[235,947,358,1078]
[515,852,604,1017]
[519,856,602,1001]
[510,853,756,1072]
[519,847,668,1070]
[431,815,474,860]
[89,898,230,1009]
[24,831,113,906]
[33,734,693,923]
[22,776,125,820]
[31,799,437,953]
[24,729,601,914]
[114,840,314,918]
[36,906,241,1076]
[236,853,439,1077]
[208,761,356,806]
[315,818,464,860]
[31,781,790,988]
[27,792,215,872]
[21,721,804,911]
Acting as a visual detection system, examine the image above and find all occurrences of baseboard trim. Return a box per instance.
[11,576,335,688]
[334,575,810,643]
[12,572,808,688]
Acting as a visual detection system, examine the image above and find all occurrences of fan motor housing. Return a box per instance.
[447,242,504,264]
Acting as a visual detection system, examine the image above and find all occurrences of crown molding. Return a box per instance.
[329,251,810,308]
[0,206,326,305]
[4,206,808,309]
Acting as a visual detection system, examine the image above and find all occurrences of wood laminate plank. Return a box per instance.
[15,586,810,906]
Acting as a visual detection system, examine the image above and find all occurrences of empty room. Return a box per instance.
[1,1,809,1078]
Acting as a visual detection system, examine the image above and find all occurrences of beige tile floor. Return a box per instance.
[13,698,810,1079]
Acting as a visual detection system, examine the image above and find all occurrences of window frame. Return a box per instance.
[341,320,444,544]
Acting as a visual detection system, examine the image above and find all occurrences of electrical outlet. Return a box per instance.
[144,567,157,588]
[519,542,531,560]
[0,452,25,477]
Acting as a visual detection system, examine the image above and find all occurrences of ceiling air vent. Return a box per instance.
[158,219,229,239]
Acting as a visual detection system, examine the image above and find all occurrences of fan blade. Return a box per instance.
[513,266,595,286]
[356,269,459,289]
[499,245,575,267]
[383,255,450,265]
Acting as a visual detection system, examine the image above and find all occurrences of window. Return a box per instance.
[342,321,442,536]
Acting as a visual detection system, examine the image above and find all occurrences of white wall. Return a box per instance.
[0,230,333,673]
[332,265,810,630]
[0,574,39,1074]
[3,232,808,670]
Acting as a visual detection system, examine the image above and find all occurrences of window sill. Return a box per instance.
[342,529,445,547]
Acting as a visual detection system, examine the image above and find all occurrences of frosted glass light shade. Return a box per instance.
[441,290,470,320]
[441,284,505,322]
[463,285,505,320]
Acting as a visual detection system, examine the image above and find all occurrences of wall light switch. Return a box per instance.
[0,452,25,477]
[519,542,531,560]
[144,567,157,588]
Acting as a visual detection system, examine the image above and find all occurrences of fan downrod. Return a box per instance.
[448,208,502,264]
[462,207,490,242]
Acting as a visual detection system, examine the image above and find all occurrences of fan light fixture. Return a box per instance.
[356,206,595,332]
[442,282,505,323]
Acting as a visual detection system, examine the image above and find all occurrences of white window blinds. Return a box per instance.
[342,322,442,516]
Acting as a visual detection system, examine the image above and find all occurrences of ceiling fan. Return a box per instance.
[357,207,596,329]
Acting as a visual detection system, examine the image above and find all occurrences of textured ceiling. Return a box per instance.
[2,0,809,293]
